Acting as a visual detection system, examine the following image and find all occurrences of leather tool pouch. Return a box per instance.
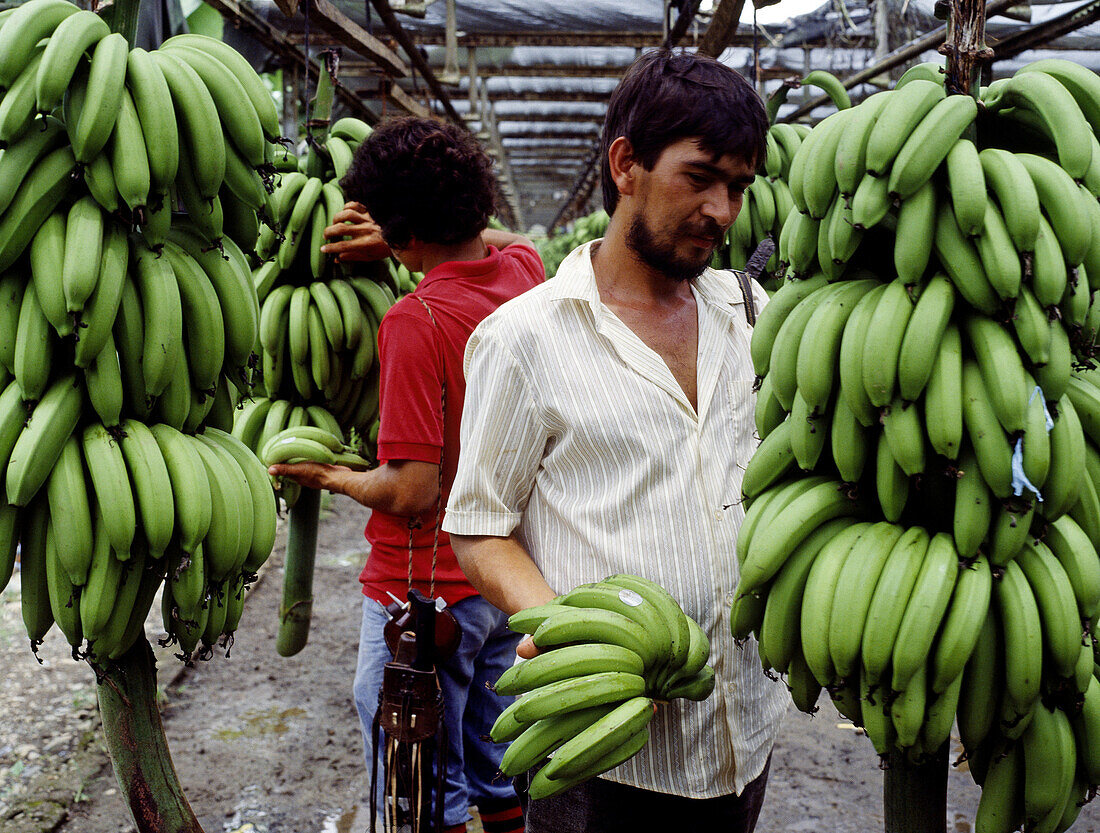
[378,649,442,744]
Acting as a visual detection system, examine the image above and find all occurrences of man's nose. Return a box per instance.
[701,185,734,228]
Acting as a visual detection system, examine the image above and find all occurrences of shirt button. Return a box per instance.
[725,590,736,604]
[714,510,723,521]
[726,681,736,692]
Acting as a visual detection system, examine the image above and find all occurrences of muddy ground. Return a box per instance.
[1,492,1098,833]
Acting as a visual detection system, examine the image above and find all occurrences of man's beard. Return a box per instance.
[626,214,720,283]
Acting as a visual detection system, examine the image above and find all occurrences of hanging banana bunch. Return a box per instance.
[0,2,283,663]
[736,58,1100,833]
[234,118,422,510]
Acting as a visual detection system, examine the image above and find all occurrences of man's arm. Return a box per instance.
[268,459,438,516]
[449,532,557,615]
[482,228,537,252]
[450,532,557,659]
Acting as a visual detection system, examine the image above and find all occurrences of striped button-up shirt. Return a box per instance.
[443,240,790,797]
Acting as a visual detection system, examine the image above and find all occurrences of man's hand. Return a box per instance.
[321,201,391,262]
[268,459,439,516]
[516,635,541,660]
[268,461,345,493]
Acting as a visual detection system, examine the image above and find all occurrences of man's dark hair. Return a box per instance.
[340,116,497,249]
[599,49,768,215]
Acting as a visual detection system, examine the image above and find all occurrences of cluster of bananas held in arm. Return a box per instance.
[489,574,714,800]
[732,58,1100,833]
[0,0,284,663]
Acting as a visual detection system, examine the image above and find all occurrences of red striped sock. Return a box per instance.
[443,824,466,833]
[479,802,524,833]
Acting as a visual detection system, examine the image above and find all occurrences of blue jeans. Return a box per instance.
[353,595,522,827]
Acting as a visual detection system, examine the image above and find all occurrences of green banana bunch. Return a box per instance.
[260,424,371,470]
[0,0,294,664]
[489,574,715,792]
[732,60,1100,817]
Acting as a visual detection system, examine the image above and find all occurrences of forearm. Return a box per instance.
[270,460,438,516]
[482,228,536,252]
[450,533,557,615]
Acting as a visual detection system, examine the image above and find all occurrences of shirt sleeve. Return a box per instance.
[501,243,546,283]
[375,305,444,465]
[442,327,548,537]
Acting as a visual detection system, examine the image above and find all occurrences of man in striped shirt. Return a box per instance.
[443,49,789,832]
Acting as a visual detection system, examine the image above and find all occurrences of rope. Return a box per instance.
[408,294,446,599]
[753,5,760,90]
[303,0,311,129]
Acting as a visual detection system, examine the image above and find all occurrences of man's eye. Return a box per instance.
[688,173,708,184]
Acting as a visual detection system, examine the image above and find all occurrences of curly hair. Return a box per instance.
[339,116,497,249]
[600,49,768,215]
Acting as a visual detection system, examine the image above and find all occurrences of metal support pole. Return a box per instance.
[468,49,478,116]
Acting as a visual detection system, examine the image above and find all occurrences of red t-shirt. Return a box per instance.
[360,243,545,606]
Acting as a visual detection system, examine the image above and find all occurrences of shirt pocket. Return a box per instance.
[724,377,759,494]
[726,377,758,434]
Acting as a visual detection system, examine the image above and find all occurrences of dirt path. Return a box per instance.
[1,493,1098,833]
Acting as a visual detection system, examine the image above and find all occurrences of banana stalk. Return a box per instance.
[882,3,984,832]
[95,637,204,833]
[883,744,950,833]
[276,486,320,657]
[103,0,141,47]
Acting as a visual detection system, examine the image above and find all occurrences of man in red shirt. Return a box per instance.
[268,116,544,833]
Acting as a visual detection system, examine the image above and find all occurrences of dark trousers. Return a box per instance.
[516,755,771,833]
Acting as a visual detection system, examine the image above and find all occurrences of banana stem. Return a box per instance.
[940,0,993,103]
[95,637,205,833]
[276,485,320,657]
[106,0,142,48]
[883,742,949,833]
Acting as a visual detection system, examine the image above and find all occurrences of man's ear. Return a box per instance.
[607,136,638,199]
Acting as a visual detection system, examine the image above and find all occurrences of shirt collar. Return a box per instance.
[549,238,746,315]
[416,244,503,291]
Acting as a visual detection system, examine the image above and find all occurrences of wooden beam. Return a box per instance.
[990,0,1100,59]
[697,0,747,58]
[344,30,668,48]
[503,137,595,143]
[508,147,596,158]
[285,28,874,52]
[667,0,706,47]
[287,0,408,76]
[369,0,464,125]
[781,0,1017,121]
[485,89,615,103]
[203,0,380,124]
[415,30,770,48]
[493,115,605,127]
[499,129,600,140]
[341,60,632,79]
[385,79,432,118]
[455,107,606,123]
[447,63,632,79]
[346,82,618,106]
[511,160,586,168]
